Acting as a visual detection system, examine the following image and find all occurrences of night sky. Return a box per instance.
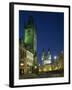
[19,10,64,64]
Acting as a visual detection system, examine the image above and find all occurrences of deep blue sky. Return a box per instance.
[19,10,64,64]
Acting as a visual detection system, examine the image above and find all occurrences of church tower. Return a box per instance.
[42,48,52,65]
[24,16,37,53]
[41,48,47,65]
[47,49,52,64]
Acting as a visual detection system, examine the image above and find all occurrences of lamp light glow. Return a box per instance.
[20,63,24,66]
[54,56,57,60]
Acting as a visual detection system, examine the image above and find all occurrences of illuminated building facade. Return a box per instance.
[39,52,64,73]
[19,16,38,75]
[19,16,64,78]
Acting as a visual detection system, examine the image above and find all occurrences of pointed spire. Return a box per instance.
[41,48,46,61]
[48,48,51,54]
[24,16,34,29]
[47,48,51,62]
[28,16,34,25]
